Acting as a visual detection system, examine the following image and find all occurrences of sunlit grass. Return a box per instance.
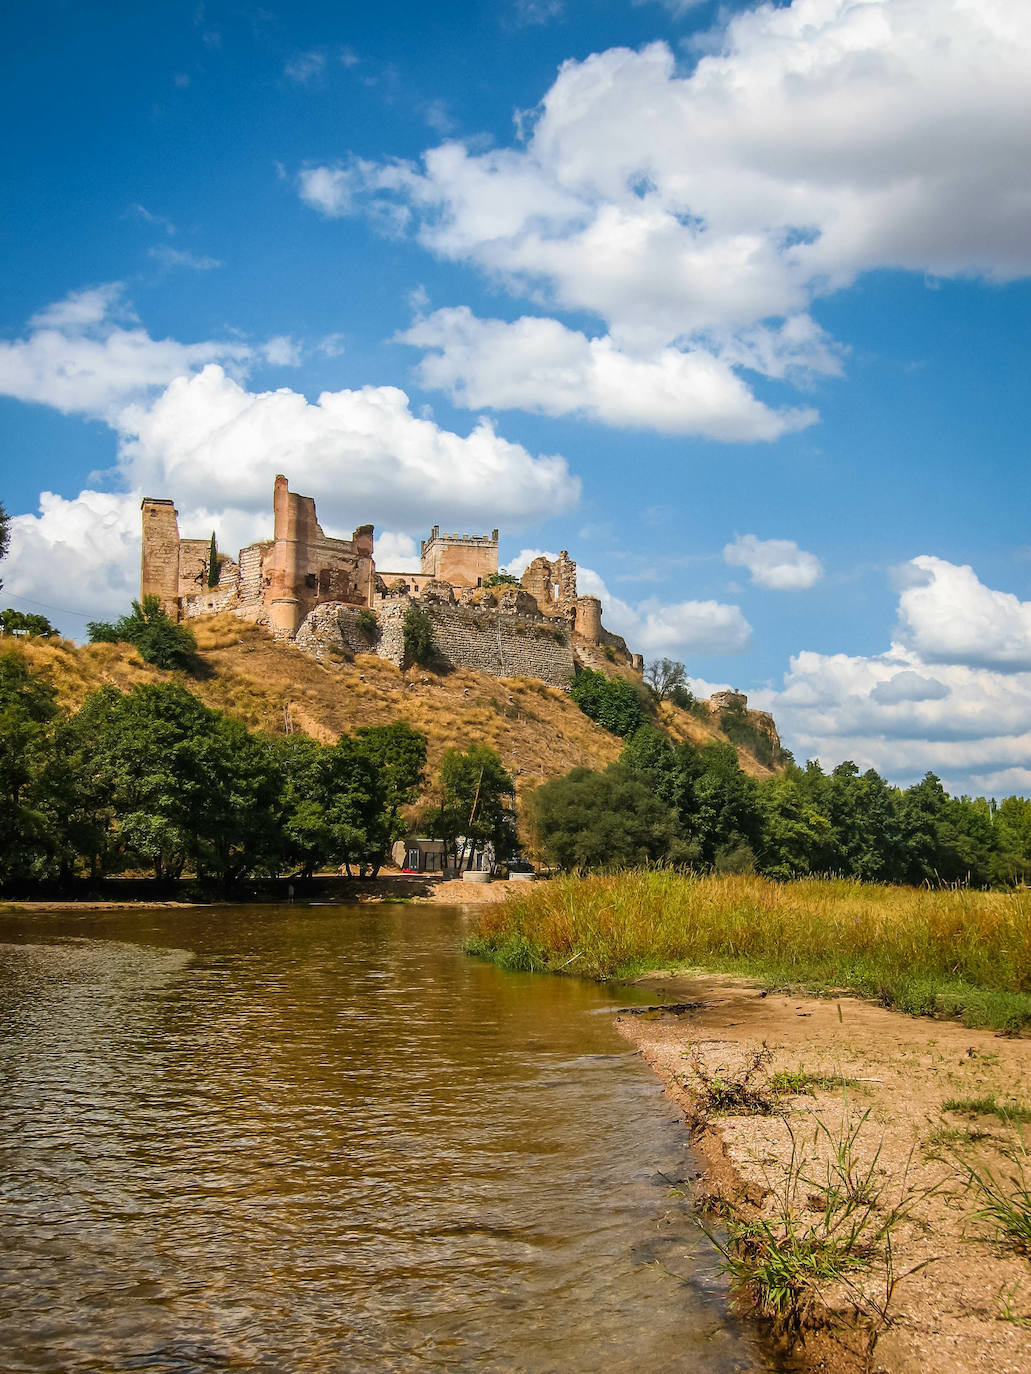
[468,870,1031,1031]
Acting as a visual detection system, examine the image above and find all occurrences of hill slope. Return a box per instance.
[9,615,784,805]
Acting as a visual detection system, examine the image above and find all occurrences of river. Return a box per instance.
[0,902,782,1373]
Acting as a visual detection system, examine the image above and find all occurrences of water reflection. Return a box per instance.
[0,904,780,1372]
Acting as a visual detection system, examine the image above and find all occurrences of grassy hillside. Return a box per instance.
[8,615,781,806]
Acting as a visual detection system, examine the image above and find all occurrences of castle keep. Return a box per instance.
[140,476,640,685]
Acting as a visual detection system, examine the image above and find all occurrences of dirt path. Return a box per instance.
[617,974,1031,1374]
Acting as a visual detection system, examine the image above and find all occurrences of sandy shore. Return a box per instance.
[0,876,516,913]
[617,975,1031,1374]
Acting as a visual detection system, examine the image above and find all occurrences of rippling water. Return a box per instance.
[0,903,781,1373]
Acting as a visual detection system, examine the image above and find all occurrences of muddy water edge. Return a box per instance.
[0,902,788,1374]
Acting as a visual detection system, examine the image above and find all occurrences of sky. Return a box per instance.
[2,0,1030,796]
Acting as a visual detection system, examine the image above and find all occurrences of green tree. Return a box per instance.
[483,570,519,587]
[80,682,281,892]
[758,768,837,879]
[0,653,63,890]
[822,761,905,882]
[207,532,219,588]
[529,764,682,871]
[87,595,198,671]
[644,657,691,703]
[692,742,763,869]
[570,667,646,737]
[352,722,427,874]
[620,724,693,815]
[0,609,56,638]
[423,745,516,872]
[993,797,1031,886]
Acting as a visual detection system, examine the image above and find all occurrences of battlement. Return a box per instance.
[420,525,499,587]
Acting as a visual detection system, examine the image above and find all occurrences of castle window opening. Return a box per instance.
[305,573,317,589]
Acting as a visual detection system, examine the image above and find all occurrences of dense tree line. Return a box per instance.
[528,724,1031,888]
[0,657,429,895]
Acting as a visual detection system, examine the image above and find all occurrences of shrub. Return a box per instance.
[87,596,197,672]
[402,604,437,667]
[569,667,645,737]
[355,608,380,642]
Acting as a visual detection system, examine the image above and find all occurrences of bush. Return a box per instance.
[355,608,380,642]
[569,667,645,737]
[402,604,437,667]
[87,596,198,672]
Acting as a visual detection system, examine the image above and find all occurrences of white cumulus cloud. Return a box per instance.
[304,0,1031,436]
[723,533,824,590]
[0,283,253,421]
[402,308,817,441]
[897,555,1031,672]
[756,557,1031,794]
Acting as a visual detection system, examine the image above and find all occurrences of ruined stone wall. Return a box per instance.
[177,538,211,598]
[140,499,181,618]
[293,603,381,662]
[181,559,241,619]
[295,597,575,687]
[521,552,578,617]
[266,476,374,634]
[238,543,268,608]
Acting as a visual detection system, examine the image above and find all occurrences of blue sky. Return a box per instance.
[2,0,1031,795]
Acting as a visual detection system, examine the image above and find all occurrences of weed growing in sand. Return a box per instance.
[704,1106,940,1349]
[924,1123,993,1153]
[685,1044,778,1120]
[955,1131,1031,1254]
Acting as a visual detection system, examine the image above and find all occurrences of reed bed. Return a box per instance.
[469,871,1031,1030]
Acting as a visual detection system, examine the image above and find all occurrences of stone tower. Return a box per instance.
[420,526,499,587]
[140,498,181,618]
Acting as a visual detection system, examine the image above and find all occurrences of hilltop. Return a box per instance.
[7,615,786,807]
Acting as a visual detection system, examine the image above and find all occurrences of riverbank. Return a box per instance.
[0,873,516,913]
[470,870,1031,1031]
[617,974,1031,1374]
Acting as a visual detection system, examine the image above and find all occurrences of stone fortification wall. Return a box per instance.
[293,604,381,661]
[238,543,269,608]
[181,559,241,619]
[294,597,575,687]
[177,538,212,598]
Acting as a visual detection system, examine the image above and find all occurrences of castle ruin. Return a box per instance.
[140,476,641,686]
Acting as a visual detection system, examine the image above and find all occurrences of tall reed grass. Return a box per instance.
[468,871,1031,1031]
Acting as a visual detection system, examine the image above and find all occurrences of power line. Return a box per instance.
[1,590,95,620]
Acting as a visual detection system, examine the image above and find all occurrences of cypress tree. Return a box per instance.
[207,532,218,587]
